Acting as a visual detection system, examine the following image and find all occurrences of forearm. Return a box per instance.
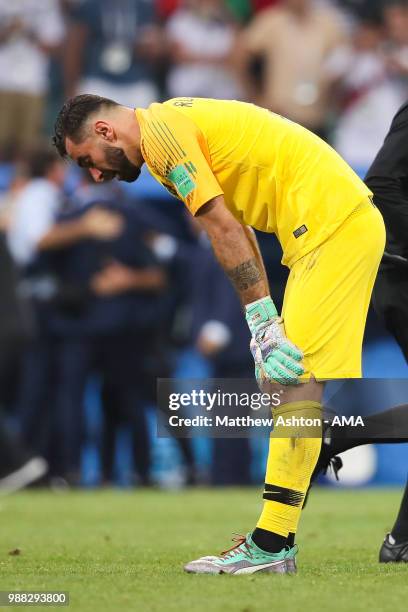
[37,220,87,251]
[244,226,270,292]
[127,268,167,291]
[210,223,269,305]
[196,197,269,305]
[36,42,61,56]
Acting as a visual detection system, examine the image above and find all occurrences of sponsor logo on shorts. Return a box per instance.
[173,98,194,107]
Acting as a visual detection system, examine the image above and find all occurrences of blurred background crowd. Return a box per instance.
[1,0,408,492]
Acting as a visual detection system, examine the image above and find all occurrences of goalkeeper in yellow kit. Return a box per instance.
[54,95,385,575]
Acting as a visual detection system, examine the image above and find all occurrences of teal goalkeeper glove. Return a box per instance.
[245,296,304,386]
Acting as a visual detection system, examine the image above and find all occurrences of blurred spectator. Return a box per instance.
[0,0,64,157]
[165,0,243,99]
[7,155,198,485]
[64,0,162,107]
[190,230,253,486]
[383,0,408,86]
[243,0,348,135]
[0,231,47,493]
[0,187,48,491]
[7,150,65,266]
[6,151,126,484]
[47,190,177,486]
[330,12,406,171]
[7,150,124,268]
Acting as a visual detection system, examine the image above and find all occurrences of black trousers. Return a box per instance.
[0,339,32,477]
[17,332,156,484]
[372,265,408,363]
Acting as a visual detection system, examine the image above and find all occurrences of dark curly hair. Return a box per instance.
[53,94,118,158]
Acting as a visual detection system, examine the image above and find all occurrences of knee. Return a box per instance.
[272,400,322,439]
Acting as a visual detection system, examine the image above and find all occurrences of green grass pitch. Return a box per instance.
[1,488,408,611]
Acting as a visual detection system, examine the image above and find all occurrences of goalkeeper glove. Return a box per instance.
[245,296,304,386]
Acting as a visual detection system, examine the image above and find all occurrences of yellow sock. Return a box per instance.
[257,401,322,537]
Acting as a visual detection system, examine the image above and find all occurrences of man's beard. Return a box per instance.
[103,145,141,183]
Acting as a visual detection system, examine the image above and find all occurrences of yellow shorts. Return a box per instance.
[282,199,385,379]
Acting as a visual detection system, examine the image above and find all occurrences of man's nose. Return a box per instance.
[89,168,104,182]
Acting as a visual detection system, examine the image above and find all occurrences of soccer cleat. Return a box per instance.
[379,534,408,563]
[183,533,292,575]
[285,544,298,574]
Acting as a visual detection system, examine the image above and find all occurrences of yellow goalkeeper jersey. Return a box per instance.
[135,97,371,268]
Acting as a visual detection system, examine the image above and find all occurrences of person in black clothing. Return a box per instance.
[0,232,48,491]
[41,197,171,485]
[367,102,408,361]
[366,101,408,562]
[309,102,408,563]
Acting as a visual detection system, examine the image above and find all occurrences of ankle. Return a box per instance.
[252,528,287,553]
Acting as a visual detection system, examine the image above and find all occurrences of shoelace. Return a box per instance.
[220,534,253,560]
[323,456,343,481]
[285,543,299,556]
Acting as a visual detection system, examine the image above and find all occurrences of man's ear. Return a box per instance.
[94,120,116,142]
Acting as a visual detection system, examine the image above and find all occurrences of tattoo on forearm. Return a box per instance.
[226,257,262,292]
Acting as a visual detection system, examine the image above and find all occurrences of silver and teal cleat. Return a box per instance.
[184,533,295,575]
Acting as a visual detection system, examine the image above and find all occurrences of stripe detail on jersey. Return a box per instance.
[143,129,169,175]
[152,121,185,160]
[158,121,186,158]
[142,120,187,177]
[149,124,178,166]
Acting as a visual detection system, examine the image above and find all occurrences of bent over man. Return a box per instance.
[53,95,385,574]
